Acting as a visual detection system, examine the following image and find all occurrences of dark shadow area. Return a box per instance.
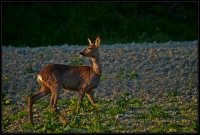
[2,2,198,47]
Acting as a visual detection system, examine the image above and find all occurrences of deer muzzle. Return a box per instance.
[80,52,85,56]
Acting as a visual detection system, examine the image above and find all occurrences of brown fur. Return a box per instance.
[28,36,102,125]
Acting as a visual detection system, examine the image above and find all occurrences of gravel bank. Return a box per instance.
[2,41,198,105]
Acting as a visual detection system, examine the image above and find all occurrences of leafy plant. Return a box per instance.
[70,56,84,66]
[2,91,198,133]
[148,104,170,119]
[117,68,138,80]
[25,65,35,74]
[100,74,106,81]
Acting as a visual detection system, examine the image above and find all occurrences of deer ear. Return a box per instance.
[88,38,92,46]
[95,36,101,47]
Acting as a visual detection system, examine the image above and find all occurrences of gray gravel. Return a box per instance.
[2,40,198,105]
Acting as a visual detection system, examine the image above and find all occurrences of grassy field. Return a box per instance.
[2,42,198,133]
[2,92,198,133]
[2,2,198,47]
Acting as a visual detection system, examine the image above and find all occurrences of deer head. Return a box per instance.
[80,36,101,58]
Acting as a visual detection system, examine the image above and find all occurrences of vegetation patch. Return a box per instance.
[70,56,84,66]
[2,92,198,133]
[117,68,139,80]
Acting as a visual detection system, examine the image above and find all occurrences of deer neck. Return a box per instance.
[91,54,102,76]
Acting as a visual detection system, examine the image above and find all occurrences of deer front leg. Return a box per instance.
[86,91,99,115]
[86,90,99,115]
[86,91,96,107]
[76,90,85,113]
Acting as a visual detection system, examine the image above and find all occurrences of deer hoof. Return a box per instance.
[59,117,68,126]
[48,107,57,112]
[29,120,34,125]
[93,104,97,109]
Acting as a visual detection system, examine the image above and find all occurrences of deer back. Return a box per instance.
[38,64,100,92]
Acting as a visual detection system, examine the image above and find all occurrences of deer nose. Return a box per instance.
[80,52,85,55]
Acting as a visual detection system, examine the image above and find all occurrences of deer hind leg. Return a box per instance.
[28,84,50,124]
[49,93,54,110]
[49,85,68,125]
[49,91,58,112]
[49,84,61,111]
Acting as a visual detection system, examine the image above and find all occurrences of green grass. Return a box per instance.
[2,2,198,47]
[70,56,84,66]
[100,74,107,81]
[2,92,198,133]
[117,68,139,80]
[25,65,35,74]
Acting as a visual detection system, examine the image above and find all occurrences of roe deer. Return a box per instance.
[28,36,102,125]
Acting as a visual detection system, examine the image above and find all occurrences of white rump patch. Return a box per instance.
[37,75,43,83]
